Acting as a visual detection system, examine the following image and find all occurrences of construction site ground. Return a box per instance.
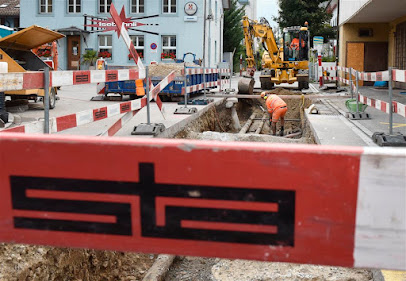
[1,73,405,280]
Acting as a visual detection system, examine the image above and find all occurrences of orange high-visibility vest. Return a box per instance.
[266,95,287,113]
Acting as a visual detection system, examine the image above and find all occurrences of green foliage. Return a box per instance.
[322,56,336,62]
[82,49,98,66]
[275,0,336,44]
[223,0,246,71]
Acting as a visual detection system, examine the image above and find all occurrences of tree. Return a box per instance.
[223,0,246,71]
[275,0,335,44]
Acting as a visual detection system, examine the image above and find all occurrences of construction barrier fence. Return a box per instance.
[0,134,404,270]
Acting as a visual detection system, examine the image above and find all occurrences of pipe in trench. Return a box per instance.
[239,113,256,134]
[255,115,267,134]
[230,106,241,131]
[284,129,302,138]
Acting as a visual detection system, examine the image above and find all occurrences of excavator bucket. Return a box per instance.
[238,77,255,95]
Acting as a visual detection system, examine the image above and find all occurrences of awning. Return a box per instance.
[344,0,406,24]
[0,25,65,50]
[56,26,91,36]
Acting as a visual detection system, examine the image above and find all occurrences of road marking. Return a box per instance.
[380,122,406,128]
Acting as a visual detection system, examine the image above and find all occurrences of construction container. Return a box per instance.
[104,65,219,101]
[0,25,64,108]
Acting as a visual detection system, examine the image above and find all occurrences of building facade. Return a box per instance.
[237,0,256,20]
[20,0,229,70]
[0,0,20,29]
[328,0,406,88]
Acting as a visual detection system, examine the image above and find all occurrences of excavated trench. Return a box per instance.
[172,96,316,144]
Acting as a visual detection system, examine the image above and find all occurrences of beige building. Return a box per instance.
[328,0,406,88]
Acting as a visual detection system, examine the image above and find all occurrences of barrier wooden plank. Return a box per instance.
[0,134,404,270]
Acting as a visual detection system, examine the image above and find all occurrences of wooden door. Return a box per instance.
[346,42,364,85]
[67,35,80,70]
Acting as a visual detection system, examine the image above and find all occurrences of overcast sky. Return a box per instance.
[256,0,279,28]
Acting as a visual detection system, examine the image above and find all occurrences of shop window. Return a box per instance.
[129,35,144,60]
[98,35,112,59]
[131,0,144,13]
[161,35,176,59]
[39,0,53,13]
[163,0,176,14]
[99,0,112,13]
[68,0,81,13]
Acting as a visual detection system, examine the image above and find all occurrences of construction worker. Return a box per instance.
[261,92,287,136]
[290,34,305,60]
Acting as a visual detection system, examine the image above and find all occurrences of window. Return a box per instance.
[39,0,52,13]
[129,35,144,60]
[98,35,112,59]
[163,0,176,14]
[162,35,176,59]
[131,0,144,13]
[99,0,112,13]
[68,0,81,13]
[215,1,217,20]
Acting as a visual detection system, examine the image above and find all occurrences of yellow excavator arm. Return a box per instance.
[242,16,282,75]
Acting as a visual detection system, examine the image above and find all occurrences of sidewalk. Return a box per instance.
[359,86,406,105]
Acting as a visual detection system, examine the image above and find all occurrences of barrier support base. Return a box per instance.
[91,95,123,101]
[346,112,371,120]
[174,107,197,115]
[178,98,214,106]
[131,123,165,136]
[372,132,406,147]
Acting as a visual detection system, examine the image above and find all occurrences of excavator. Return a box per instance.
[238,16,310,94]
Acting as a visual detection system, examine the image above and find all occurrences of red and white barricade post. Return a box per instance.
[0,134,405,270]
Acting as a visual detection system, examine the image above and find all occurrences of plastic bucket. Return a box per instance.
[345,98,367,112]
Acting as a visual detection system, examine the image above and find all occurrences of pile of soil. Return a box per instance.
[0,243,156,281]
[261,88,303,95]
[149,63,199,78]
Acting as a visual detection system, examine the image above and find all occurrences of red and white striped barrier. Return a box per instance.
[358,71,389,82]
[1,98,146,134]
[110,5,145,75]
[100,109,140,137]
[0,135,404,270]
[358,93,406,118]
[0,69,142,92]
[323,66,337,71]
[393,69,406,83]
[148,70,176,111]
[337,66,351,74]
[184,68,231,94]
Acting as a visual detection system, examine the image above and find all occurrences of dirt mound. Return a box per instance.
[261,88,302,95]
[149,62,199,78]
[0,243,155,281]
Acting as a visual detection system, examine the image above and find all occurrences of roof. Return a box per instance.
[0,0,19,16]
[56,26,91,35]
[343,0,406,24]
[0,25,64,50]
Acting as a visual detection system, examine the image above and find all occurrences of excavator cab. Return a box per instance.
[283,26,309,62]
